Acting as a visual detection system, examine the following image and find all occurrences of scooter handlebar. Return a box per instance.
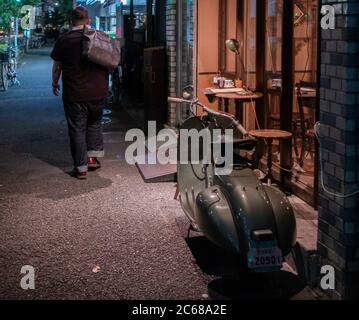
[168,97,188,103]
[167,96,249,137]
[202,106,249,137]
[232,119,249,137]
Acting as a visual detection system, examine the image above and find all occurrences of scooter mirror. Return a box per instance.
[182,85,194,100]
[225,39,240,55]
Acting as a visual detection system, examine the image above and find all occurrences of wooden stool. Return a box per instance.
[249,129,293,186]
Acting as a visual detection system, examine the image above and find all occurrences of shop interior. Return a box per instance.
[195,0,319,206]
[114,0,319,206]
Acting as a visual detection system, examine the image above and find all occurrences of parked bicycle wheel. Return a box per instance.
[0,48,19,90]
[8,55,18,86]
[0,62,9,91]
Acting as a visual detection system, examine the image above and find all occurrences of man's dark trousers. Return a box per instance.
[63,100,104,173]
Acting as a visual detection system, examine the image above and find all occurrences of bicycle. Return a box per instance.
[0,47,20,91]
[30,34,46,49]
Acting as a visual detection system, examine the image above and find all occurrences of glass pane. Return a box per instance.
[225,0,237,74]
[263,0,283,180]
[266,0,283,87]
[133,0,147,30]
[180,0,194,89]
[242,0,257,131]
[265,0,283,132]
[244,0,257,90]
[292,0,318,191]
[179,0,194,121]
[196,0,220,116]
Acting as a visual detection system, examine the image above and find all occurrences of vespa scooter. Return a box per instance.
[169,87,296,272]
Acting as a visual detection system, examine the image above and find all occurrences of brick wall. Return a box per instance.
[166,0,178,127]
[318,0,359,300]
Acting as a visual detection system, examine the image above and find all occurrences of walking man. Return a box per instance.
[51,6,108,179]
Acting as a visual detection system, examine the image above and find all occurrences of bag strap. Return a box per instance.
[80,25,87,68]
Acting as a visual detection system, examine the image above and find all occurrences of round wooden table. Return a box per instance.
[249,129,292,185]
[205,90,263,121]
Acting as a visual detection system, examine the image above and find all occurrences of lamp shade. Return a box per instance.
[225,39,240,55]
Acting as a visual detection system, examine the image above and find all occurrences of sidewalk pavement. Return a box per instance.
[0,45,325,300]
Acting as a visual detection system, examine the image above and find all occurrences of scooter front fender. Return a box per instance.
[216,170,297,257]
[263,186,297,255]
[216,170,279,255]
[196,186,241,255]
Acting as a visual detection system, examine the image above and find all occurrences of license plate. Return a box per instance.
[247,247,283,270]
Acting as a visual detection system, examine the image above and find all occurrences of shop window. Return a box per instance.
[241,0,257,131]
[265,0,283,130]
[193,0,319,205]
[291,0,318,201]
[219,0,237,76]
[243,0,257,91]
[177,0,194,122]
[262,0,319,205]
[196,0,238,112]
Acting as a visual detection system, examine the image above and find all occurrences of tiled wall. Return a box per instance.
[319,0,359,299]
[166,0,178,126]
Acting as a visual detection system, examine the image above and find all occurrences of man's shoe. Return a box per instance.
[76,171,88,180]
[88,157,101,170]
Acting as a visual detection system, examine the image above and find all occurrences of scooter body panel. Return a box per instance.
[215,168,279,254]
[177,116,214,228]
[196,186,241,254]
[194,167,296,261]
[177,115,297,271]
[263,186,297,256]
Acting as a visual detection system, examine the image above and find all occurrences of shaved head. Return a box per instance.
[71,6,89,26]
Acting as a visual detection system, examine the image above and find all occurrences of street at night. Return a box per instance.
[0,45,327,300]
[0,45,211,299]
[0,0,358,309]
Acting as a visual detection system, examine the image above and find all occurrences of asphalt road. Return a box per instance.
[0,45,320,300]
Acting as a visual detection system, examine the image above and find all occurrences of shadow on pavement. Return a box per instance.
[186,236,240,278]
[186,235,307,300]
[208,271,306,300]
[8,133,113,200]
[11,129,73,171]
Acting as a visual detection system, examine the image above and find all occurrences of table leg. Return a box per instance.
[267,138,273,186]
[224,98,229,113]
[219,98,223,112]
[299,136,306,167]
[235,100,243,122]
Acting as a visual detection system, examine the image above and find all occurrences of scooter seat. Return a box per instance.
[233,137,257,151]
[212,135,257,151]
